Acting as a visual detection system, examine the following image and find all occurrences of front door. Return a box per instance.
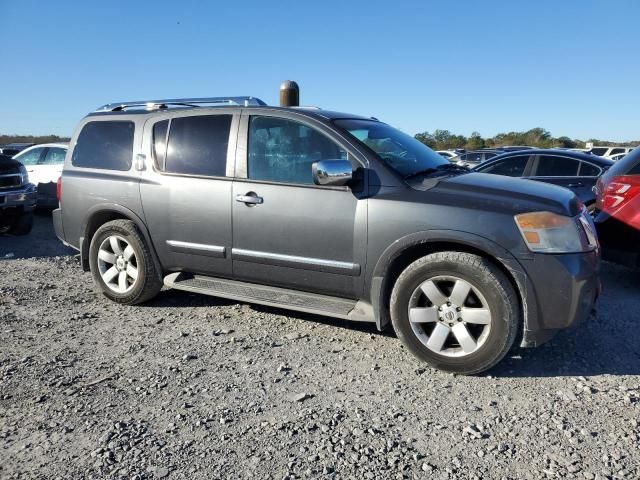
[231,113,367,298]
[140,112,239,277]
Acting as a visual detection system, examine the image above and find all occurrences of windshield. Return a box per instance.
[334,119,448,177]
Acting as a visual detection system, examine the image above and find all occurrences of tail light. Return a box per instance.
[596,174,640,230]
[56,176,62,204]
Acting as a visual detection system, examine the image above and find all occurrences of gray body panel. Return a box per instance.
[55,104,599,346]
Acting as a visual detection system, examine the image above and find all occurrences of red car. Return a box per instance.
[594,147,640,268]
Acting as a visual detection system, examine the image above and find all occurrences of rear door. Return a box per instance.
[530,154,596,202]
[140,111,238,277]
[37,147,67,199]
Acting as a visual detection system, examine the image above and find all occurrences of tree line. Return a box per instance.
[414,128,640,151]
[0,134,71,145]
[2,128,638,152]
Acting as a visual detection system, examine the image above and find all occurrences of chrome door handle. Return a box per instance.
[236,193,263,205]
[566,182,584,188]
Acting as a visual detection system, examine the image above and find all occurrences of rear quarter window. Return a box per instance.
[72,121,135,170]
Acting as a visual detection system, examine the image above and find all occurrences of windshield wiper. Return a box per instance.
[404,163,469,180]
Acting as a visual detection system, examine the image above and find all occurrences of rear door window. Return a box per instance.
[590,147,608,156]
[578,162,601,177]
[41,147,67,165]
[479,155,529,176]
[534,155,580,177]
[72,121,134,170]
[152,120,169,169]
[609,148,625,155]
[164,115,232,177]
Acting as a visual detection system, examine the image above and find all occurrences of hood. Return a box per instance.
[427,172,582,217]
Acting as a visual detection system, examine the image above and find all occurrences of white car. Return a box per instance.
[436,150,459,160]
[12,143,67,206]
[587,146,633,158]
[609,152,627,161]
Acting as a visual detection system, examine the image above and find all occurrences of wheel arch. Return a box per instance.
[369,230,536,338]
[79,203,161,274]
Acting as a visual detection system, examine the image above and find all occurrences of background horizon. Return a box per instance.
[1,0,639,141]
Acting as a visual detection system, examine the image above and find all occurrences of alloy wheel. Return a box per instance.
[97,235,139,294]
[407,275,492,357]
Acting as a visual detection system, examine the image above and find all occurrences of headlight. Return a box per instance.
[18,164,29,184]
[515,211,596,253]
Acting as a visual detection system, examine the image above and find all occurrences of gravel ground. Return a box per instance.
[1,214,639,479]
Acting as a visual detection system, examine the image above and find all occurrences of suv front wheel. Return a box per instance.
[89,220,162,305]
[390,252,520,375]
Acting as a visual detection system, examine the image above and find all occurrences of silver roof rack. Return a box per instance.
[95,96,267,112]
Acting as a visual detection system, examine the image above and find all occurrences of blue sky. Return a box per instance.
[1,0,639,141]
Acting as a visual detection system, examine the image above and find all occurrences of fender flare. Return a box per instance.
[368,230,538,334]
[79,203,162,275]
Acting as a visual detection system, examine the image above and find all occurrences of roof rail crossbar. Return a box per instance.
[95,96,267,112]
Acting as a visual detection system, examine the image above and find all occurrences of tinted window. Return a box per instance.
[248,116,347,184]
[479,156,529,177]
[15,147,44,166]
[590,147,608,156]
[462,152,483,163]
[153,120,169,169]
[609,148,625,155]
[42,147,66,165]
[72,121,134,170]
[165,115,231,177]
[579,162,600,177]
[535,155,580,176]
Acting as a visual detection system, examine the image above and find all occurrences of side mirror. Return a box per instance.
[312,160,353,186]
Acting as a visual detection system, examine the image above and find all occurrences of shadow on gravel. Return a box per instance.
[0,211,76,260]
[490,262,640,378]
[142,288,237,308]
[251,304,398,338]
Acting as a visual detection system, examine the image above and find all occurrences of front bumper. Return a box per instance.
[519,250,600,347]
[0,184,37,226]
[0,184,37,210]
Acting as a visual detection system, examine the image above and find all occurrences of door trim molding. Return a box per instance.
[167,240,226,258]
[232,248,360,276]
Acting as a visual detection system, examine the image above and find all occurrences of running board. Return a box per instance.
[164,272,374,322]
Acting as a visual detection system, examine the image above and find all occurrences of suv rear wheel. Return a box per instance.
[89,220,162,305]
[390,252,520,375]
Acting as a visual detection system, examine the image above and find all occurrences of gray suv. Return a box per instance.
[53,96,600,374]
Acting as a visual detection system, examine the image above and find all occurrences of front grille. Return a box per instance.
[0,174,22,190]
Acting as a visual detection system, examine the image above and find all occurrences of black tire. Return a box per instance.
[390,252,520,375]
[9,212,33,236]
[89,219,162,305]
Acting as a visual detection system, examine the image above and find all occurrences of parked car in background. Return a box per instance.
[609,153,627,162]
[454,149,501,168]
[0,154,36,235]
[474,149,614,213]
[585,146,634,159]
[53,94,599,375]
[13,143,67,207]
[594,147,640,269]
[436,150,459,160]
[0,143,34,157]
